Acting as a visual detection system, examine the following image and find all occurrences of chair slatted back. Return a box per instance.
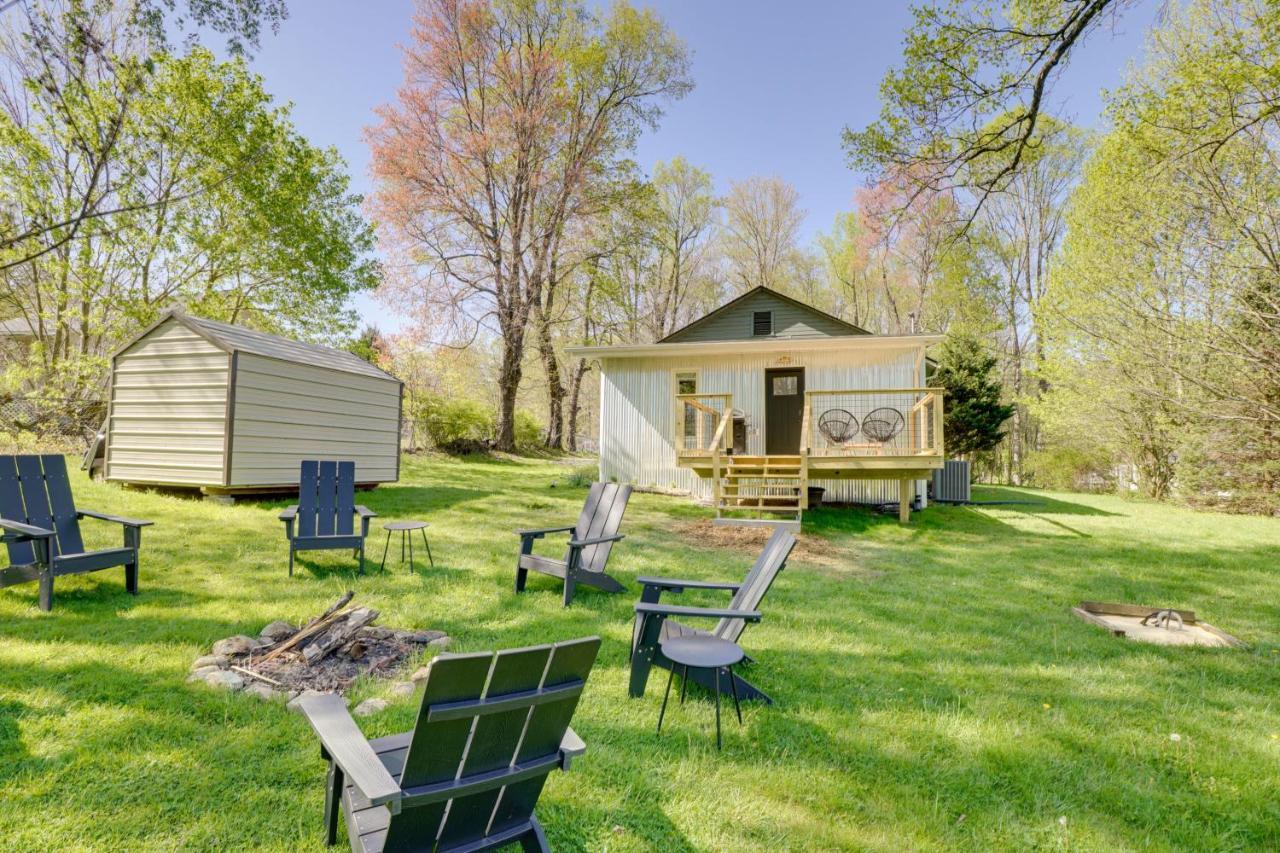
[0,455,83,564]
[713,527,795,642]
[567,483,631,574]
[296,461,356,538]
[385,636,601,853]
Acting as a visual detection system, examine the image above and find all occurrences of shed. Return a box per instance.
[102,310,401,499]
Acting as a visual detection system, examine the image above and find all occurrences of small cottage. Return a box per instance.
[101,310,401,499]
[566,287,945,526]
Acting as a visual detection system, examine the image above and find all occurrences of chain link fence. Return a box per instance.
[0,394,106,450]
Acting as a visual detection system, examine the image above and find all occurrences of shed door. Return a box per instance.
[765,368,804,455]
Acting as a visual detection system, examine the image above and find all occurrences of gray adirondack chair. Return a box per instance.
[0,454,152,612]
[299,635,601,853]
[515,482,631,606]
[281,461,376,575]
[629,526,795,704]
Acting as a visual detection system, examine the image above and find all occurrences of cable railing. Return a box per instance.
[804,388,944,458]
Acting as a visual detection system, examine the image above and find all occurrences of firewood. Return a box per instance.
[302,607,380,666]
[261,593,356,662]
[231,665,283,687]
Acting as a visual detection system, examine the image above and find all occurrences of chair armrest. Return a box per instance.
[568,534,624,548]
[634,601,762,622]
[354,505,377,518]
[299,694,402,810]
[0,517,55,540]
[636,576,741,593]
[78,510,153,528]
[558,726,586,771]
[279,505,299,522]
[516,525,575,539]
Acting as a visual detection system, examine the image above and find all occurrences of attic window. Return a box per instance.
[753,311,773,337]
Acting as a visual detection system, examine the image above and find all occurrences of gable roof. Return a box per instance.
[124,310,398,382]
[659,286,872,343]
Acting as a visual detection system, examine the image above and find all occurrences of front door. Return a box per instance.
[764,368,805,454]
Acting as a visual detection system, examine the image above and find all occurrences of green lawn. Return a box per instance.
[2,454,1279,851]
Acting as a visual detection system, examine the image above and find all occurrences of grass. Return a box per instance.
[2,454,1280,851]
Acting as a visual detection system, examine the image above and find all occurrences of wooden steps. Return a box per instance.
[715,454,805,525]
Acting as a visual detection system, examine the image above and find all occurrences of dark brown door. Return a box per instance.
[765,368,805,454]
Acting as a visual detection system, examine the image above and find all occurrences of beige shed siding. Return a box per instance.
[105,319,228,485]
[598,346,923,503]
[228,353,400,486]
[664,290,864,342]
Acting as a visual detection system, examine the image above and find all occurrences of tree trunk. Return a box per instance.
[567,358,589,452]
[495,323,525,452]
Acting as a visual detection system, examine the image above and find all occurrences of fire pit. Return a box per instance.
[188,592,449,702]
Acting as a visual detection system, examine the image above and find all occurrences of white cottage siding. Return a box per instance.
[598,346,922,504]
[228,353,400,486]
[105,319,229,486]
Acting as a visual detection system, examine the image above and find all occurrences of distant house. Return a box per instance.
[566,287,945,527]
[99,310,402,500]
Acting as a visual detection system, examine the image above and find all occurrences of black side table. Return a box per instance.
[380,521,434,572]
[657,635,745,750]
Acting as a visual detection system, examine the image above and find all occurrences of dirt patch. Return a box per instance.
[672,519,883,580]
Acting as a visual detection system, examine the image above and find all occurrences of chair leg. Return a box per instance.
[728,665,742,724]
[124,561,138,595]
[679,664,689,705]
[380,529,391,572]
[520,817,551,852]
[422,528,434,567]
[358,542,365,575]
[324,760,344,846]
[657,665,675,734]
[562,574,576,607]
[407,530,414,574]
[38,571,53,612]
[515,536,534,593]
[288,547,294,577]
[714,666,722,750]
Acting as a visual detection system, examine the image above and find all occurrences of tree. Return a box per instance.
[844,0,1136,223]
[648,156,719,339]
[1,26,376,406]
[931,332,1014,457]
[1042,0,1280,508]
[0,0,288,268]
[368,0,691,451]
[721,176,805,293]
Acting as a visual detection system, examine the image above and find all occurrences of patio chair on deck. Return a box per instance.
[629,527,795,704]
[281,461,376,575]
[0,454,151,611]
[515,482,631,606]
[298,636,601,852]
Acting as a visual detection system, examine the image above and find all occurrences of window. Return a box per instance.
[675,370,699,443]
[753,310,773,336]
[772,375,798,396]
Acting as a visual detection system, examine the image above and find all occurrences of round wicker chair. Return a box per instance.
[817,409,858,444]
[861,407,905,443]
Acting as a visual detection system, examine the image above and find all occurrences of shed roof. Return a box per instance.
[127,310,398,382]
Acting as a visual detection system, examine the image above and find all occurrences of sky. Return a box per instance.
[240,0,1164,334]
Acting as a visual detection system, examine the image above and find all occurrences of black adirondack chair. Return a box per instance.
[0,454,152,612]
[515,482,631,606]
[281,461,376,576]
[299,635,601,853]
[629,526,795,705]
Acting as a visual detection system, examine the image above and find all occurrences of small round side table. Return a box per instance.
[380,521,434,572]
[657,635,745,750]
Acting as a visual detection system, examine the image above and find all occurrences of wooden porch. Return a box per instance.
[675,388,945,525]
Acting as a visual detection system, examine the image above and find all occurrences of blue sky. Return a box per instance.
[242,0,1162,333]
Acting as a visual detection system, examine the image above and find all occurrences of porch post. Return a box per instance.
[898,478,911,523]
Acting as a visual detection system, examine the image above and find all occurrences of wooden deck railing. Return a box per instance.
[804,388,945,458]
[675,393,733,456]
